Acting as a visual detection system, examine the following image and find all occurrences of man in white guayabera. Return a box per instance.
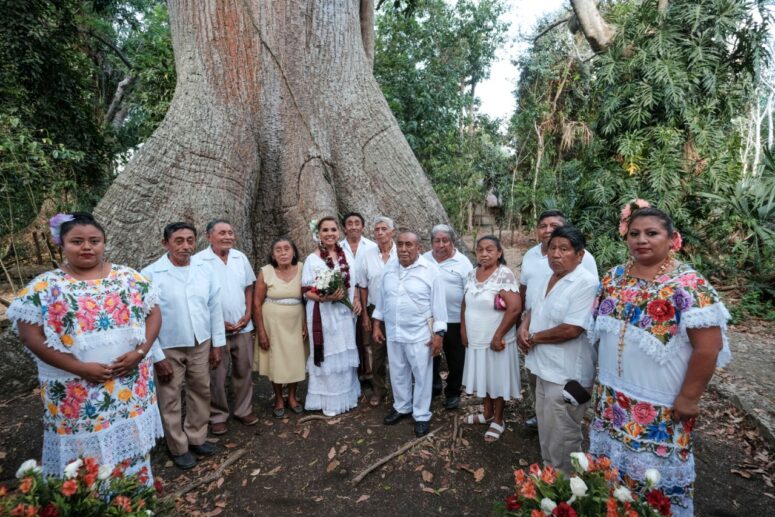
[195,219,257,436]
[518,209,598,429]
[372,231,447,438]
[142,222,226,470]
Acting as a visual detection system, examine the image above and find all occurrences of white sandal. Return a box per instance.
[484,421,505,442]
[463,413,493,425]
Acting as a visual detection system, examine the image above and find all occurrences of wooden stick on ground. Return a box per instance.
[450,414,460,461]
[351,424,448,486]
[166,448,248,501]
[298,414,333,424]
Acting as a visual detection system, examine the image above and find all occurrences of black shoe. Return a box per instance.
[525,416,538,429]
[171,452,197,470]
[383,408,411,425]
[190,442,217,456]
[414,421,431,437]
[443,396,460,410]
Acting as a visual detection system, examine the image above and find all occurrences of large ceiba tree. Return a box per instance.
[95,0,449,267]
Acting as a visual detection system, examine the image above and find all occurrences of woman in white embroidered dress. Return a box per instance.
[301,217,362,416]
[589,205,731,516]
[460,235,521,442]
[7,213,163,481]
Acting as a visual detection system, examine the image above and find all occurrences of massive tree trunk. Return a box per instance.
[95,0,448,268]
[570,0,617,52]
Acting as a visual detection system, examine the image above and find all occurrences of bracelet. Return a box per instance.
[135,347,146,357]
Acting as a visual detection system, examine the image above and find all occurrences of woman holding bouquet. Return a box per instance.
[302,217,362,416]
[7,212,163,481]
[589,204,731,516]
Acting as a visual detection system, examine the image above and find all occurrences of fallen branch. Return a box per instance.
[298,414,333,424]
[450,414,459,462]
[166,448,247,501]
[0,296,10,308]
[351,424,448,485]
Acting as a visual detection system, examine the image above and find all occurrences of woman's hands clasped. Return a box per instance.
[80,362,114,383]
[110,350,144,378]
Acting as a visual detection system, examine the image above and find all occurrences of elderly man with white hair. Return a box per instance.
[355,216,397,407]
[423,224,472,410]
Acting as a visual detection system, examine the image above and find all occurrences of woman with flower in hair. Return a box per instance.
[589,203,730,516]
[7,212,163,481]
[301,217,363,416]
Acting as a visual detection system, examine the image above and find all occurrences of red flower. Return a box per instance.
[138,466,149,485]
[40,504,59,517]
[528,463,542,477]
[154,477,164,494]
[19,477,33,494]
[552,502,578,517]
[645,489,672,516]
[606,497,619,517]
[83,472,97,487]
[10,504,27,517]
[113,495,132,512]
[60,479,78,497]
[646,299,675,322]
[83,457,99,475]
[111,466,124,479]
[595,456,612,471]
[541,464,557,485]
[615,391,630,410]
[505,494,521,511]
[514,469,527,486]
[519,479,537,500]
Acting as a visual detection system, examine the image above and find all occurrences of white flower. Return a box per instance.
[614,486,634,503]
[569,476,588,498]
[644,468,661,486]
[98,464,113,480]
[569,452,589,472]
[540,498,557,514]
[16,459,40,479]
[146,511,154,516]
[63,458,83,479]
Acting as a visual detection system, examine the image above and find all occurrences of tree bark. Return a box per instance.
[570,0,617,52]
[360,0,375,69]
[95,0,449,268]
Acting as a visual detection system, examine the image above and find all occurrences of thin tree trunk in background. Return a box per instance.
[95,0,449,268]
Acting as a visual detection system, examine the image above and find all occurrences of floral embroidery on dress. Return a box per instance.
[591,384,694,461]
[9,266,156,352]
[592,263,719,346]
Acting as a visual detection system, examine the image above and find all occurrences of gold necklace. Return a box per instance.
[616,255,674,376]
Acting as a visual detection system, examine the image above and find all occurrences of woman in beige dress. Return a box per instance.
[254,237,307,417]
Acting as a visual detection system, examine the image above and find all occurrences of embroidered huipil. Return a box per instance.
[6,265,164,475]
[588,263,731,516]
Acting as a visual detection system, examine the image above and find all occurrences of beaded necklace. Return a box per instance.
[319,242,351,289]
[617,255,674,376]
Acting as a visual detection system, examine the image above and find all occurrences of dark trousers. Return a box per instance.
[432,323,464,398]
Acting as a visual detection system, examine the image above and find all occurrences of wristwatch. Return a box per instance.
[135,347,146,357]
[435,330,446,337]
[528,332,536,346]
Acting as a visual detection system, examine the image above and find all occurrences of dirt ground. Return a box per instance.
[0,233,773,516]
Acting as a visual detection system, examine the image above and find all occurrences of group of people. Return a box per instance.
[7,202,730,516]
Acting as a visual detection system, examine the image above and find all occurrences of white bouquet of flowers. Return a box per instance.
[311,266,353,310]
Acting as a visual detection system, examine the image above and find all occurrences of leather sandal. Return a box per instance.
[484,421,505,442]
[463,413,493,425]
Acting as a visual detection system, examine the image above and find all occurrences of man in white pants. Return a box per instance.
[372,231,447,437]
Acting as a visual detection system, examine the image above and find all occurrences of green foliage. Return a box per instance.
[508,0,773,296]
[374,0,511,229]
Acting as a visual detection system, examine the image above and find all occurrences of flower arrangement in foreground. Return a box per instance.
[1,457,171,516]
[496,453,672,517]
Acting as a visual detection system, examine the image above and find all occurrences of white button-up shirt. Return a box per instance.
[194,246,257,334]
[422,249,473,323]
[141,254,226,362]
[373,255,447,344]
[520,243,599,310]
[525,265,598,387]
[339,236,377,259]
[355,242,397,306]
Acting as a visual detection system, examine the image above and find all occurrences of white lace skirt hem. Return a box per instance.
[461,340,521,400]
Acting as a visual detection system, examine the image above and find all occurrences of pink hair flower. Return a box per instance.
[671,230,683,251]
[618,198,651,237]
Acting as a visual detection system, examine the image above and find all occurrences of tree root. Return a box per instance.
[351,423,448,485]
[166,448,248,501]
[297,414,334,424]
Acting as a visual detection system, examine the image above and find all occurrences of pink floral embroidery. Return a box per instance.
[78,296,100,315]
[631,402,658,425]
[103,292,123,312]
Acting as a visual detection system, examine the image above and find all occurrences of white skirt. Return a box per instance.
[462,339,522,400]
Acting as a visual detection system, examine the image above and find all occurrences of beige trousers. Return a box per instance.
[210,332,254,423]
[535,377,590,473]
[156,342,211,456]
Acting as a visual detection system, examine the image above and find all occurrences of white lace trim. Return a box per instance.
[589,428,695,488]
[307,347,360,376]
[41,403,164,476]
[591,301,730,367]
[142,284,161,316]
[465,265,518,295]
